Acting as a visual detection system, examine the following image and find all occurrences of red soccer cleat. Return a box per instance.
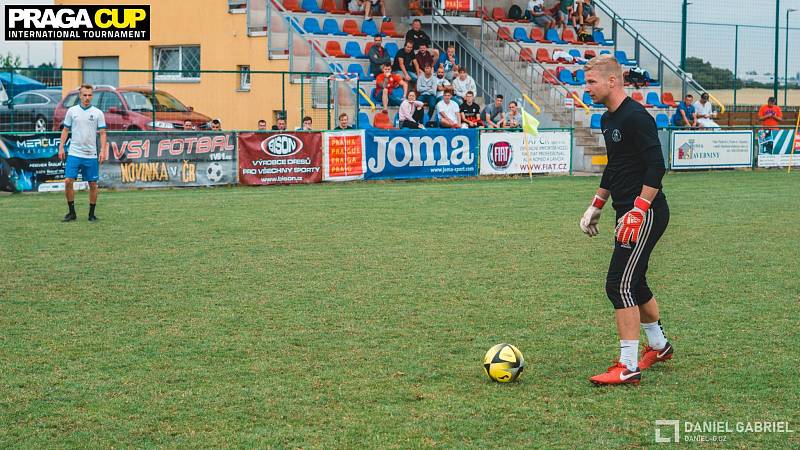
[638,342,674,370]
[589,362,641,385]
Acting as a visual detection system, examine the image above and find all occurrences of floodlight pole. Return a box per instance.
[680,0,688,71]
[774,0,781,100]
[786,9,791,107]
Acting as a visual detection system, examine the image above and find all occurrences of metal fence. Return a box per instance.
[0,67,333,133]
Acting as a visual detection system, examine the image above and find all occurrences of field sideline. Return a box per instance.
[1,171,798,448]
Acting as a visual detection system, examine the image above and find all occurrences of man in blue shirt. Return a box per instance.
[671,94,697,128]
[437,44,460,81]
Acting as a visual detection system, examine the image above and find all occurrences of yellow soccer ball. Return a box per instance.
[483,343,525,382]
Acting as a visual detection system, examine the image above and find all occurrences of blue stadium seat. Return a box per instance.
[303,18,324,35]
[393,112,400,127]
[582,91,602,108]
[345,41,366,58]
[646,92,668,108]
[559,69,579,85]
[362,19,379,36]
[322,18,347,36]
[347,63,372,81]
[301,0,326,14]
[593,30,611,46]
[288,17,304,34]
[655,113,670,128]
[615,50,634,66]
[545,28,567,44]
[574,69,586,85]
[599,50,611,55]
[513,27,534,43]
[569,49,585,64]
[384,42,399,58]
[590,113,602,130]
[357,111,373,129]
[328,62,344,74]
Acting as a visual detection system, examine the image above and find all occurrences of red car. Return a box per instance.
[53,85,212,131]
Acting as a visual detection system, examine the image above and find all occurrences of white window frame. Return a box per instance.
[238,65,251,91]
[153,46,200,82]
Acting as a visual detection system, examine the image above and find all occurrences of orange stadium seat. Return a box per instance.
[282,0,306,13]
[530,27,552,43]
[543,69,559,84]
[373,111,393,129]
[343,19,366,36]
[520,48,534,63]
[498,26,514,42]
[381,21,403,38]
[584,49,597,59]
[561,28,581,45]
[325,41,350,58]
[536,48,555,63]
[631,91,652,107]
[662,92,679,108]
[321,0,347,14]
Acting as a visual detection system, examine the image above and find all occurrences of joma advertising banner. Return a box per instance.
[757,129,800,168]
[323,130,366,182]
[479,131,571,175]
[364,128,478,180]
[238,132,323,185]
[0,132,67,192]
[100,132,237,188]
[670,130,753,169]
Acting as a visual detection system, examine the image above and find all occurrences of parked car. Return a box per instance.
[52,85,212,131]
[0,88,61,132]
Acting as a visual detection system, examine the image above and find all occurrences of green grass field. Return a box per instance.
[1,171,798,448]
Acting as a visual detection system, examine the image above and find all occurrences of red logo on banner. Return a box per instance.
[488,141,513,169]
[443,0,473,11]
[795,133,800,150]
[328,134,364,177]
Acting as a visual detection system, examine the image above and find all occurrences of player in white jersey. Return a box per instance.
[58,84,107,222]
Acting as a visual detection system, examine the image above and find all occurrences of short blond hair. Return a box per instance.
[584,54,623,80]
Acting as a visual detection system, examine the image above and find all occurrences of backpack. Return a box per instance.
[577,26,594,43]
[626,66,648,85]
[508,5,523,20]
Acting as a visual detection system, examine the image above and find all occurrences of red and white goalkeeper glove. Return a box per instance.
[580,195,607,237]
[616,196,651,245]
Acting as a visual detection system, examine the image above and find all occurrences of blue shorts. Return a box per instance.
[65,155,99,182]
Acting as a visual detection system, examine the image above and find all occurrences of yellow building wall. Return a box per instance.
[58,0,313,130]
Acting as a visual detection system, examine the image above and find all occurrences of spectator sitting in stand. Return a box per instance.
[434,65,451,104]
[459,91,483,128]
[482,94,506,128]
[451,68,476,105]
[438,44,460,81]
[416,64,438,114]
[374,63,408,111]
[367,35,392,78]
[671,94,697,128]
[505,101,522,128]
[393,40,418,83]
[348,0,365,14]
[577,0,600,30]
[405,19,439,61]
[399,90,426,129]
[693,93,719,128]
[435,88,462,128]
[525,0,556,29]
[364,0,389,22]
[413,43,435,80]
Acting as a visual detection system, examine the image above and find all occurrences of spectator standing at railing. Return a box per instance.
[334,112,353,130]
[459,91,483,128]
[295,116,313,131]
[416,64,438,113]
[451,68,476,105]
[374,63,408,111]
[692,93,719,128]
[399,91,426,129]
[525,0,556,29]
[210,119,222,131]
[438,45,460,81]
[405,19,439,61]
[482,94,507,128]
[434,65,451,103]
[393,41,418,83]
[758,97,783,130]
[671,94,697,128]
[413,43,436,80]
[367,35,392,77]
[183,119,195,131]
[271,117,287,131]
[435,88,462,129]
[505,101,522,128]
[257,119,267,131]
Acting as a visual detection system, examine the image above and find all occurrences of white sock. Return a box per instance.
[641,320,667,350]
[619,340,639,371]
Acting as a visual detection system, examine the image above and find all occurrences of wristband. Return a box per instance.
[633,196,651,211]
[591,194,607,209]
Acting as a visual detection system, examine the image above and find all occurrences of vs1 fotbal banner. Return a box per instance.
[0,133,67,192]
[364,128,478,180]
[238,132,323,185]
[479,131,571,175]
[757,129,800,167]
[323,130,366,182]
[100,132,237,188]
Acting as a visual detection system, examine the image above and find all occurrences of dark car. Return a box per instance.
[0,88,61,132]
[52,85,212,131]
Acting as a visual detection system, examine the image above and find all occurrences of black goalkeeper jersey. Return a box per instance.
[599,97,667,211]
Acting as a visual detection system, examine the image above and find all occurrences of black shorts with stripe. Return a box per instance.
[606,203,670,309]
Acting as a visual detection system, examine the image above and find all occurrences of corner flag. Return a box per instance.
[522,107,540,137]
